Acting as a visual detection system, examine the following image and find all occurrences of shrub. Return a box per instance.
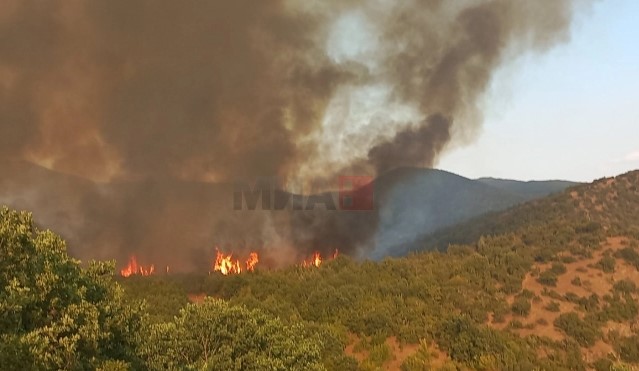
[615,247,639,269]
[613,280,637,294]
[571,277,582,286]
[537,271,558,287]
[536,318,548,326]
[596,255,616,273]
[593,357,613,371]
[544,301,560,312]
[615,335,639,363]
[369,343,393,366]
[511,297,531,317]
[550,262,567,275]
[554,312,601,347]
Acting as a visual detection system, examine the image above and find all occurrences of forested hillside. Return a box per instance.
[476,177,579,201]
[2,171,639,370]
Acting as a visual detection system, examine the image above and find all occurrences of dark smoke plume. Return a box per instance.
[368,114,451,174]
[0,0,588,270]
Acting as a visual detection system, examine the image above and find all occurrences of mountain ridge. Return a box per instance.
[0,160,579,266]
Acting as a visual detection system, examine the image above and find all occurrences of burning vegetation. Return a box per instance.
[301,249,339,268]
[212,249,259,275]
[120,255,155,277]
[121,249,340,277]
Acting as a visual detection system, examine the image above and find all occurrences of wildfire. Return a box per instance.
[120,255,155,277]
[302,252,322,268]
[246,252,259,272]
[212,249,259,275]
[301,249,338,268]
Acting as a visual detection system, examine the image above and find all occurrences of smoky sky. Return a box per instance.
[0,0,588,270]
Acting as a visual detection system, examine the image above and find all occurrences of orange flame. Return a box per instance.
[120,255,155,277]
[246,252,259,272]
[302,252,322,268]
[212,249,259,275]
[302,249,338,268]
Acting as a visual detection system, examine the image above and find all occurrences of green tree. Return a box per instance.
[0,207,145,370]
[141,298,326,370]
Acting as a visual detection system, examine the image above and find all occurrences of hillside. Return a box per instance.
[115,170,639,370]
[477,177,580,201]
[0,161,576,266]
[408,172,639,254]
[3,169,638,369]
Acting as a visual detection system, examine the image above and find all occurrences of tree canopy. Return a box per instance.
[0,207,145,370]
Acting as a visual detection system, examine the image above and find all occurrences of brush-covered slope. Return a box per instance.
[477,177,580,201]
[411,171,639,253]
[118,170,639,370]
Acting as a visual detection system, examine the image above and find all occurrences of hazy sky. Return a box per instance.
[438,0,639,182]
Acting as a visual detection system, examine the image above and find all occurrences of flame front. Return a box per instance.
[302,252,322,268]
[301,250,338,268]
[120,255,155,277]
[246,252,259,272]
[212,249,259,275]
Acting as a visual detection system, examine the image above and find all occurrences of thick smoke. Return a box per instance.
[0,1,587,270]
[368,114,451,175]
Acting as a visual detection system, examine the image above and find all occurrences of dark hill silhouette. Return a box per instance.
[369,168,577,257]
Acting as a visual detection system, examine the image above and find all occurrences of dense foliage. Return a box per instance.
[0,207,145,370]
[140,298,325,370]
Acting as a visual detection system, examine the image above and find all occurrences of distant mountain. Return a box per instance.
[404,170,639,255]
[370,168,577,257]
[476,177,579,201]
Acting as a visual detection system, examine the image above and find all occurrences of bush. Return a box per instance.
[369,343,393,366]
[615,247,639,269]
[511,297,531,317]
[613,280,637,294]
[600,294,638,322]
[615,335,639,363]
[400,342,433,371]
[596,255,616,273]
[553,312,601,347]
[550,262,567,275]
[537,271,558,287]
[536,318,548,326]
[593,357,613,371]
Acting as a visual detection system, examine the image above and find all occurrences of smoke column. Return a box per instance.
[0,0,589,270]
